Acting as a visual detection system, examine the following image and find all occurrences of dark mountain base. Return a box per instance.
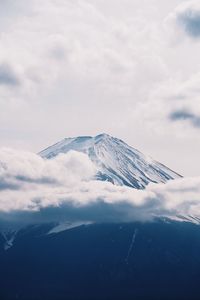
[1,221,200,300]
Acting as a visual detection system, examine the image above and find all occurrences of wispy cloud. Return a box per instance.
[166,1,200,39]
[176,2,200,38]
[170,110,200,128]
[0,63,20,86]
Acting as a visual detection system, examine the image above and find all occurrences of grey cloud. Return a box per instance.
[0,63,20,86]
[170,110,200,128]
[0,180,19,191]
[0,199,165,229]
[50,45,67,61]
[177,10,200,38]
[15,175,58,185]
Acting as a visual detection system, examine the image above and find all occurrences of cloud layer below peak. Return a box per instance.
[0,148,200,225]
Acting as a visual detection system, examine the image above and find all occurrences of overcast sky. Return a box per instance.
[0,0,200,176]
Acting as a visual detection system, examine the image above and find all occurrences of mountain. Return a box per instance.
[39,133,181,189]
[0,134,199,300]
[1,220,200,300]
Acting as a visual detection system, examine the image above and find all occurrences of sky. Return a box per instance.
[0,0,200,176]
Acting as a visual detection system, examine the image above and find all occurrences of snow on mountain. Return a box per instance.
[39,133,181,189]
[47,221,92,235]
[0,230,18,251]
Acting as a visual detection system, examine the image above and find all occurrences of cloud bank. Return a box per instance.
[0,148,200,225]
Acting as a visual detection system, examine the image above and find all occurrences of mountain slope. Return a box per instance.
[39,133,181,189]
[1,221,200,300]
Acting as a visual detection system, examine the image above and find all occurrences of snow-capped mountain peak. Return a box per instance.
[39,133,181,189]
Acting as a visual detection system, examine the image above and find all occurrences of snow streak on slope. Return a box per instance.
[1,230,18,250]
[47,222,92,235]
[39,134,181,189]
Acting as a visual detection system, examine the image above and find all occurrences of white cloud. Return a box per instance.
[0,148,200,225]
